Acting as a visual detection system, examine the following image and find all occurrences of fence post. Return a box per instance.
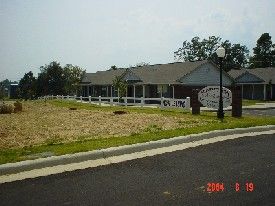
[141,97,144,107]
[161,97,164,108]
[110,97,113,106]
[61,95,64,99]
[67,95,69,99]
[232,86,242,117]
[80,96,83,102]
[74,95,77,100]
[99,96,101,106]
[88,96,91,103]
[185,97,191,109]
[191,89,200,115]
[125,97,128,106]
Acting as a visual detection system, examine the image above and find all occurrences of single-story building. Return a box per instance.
[81,60,234,101]
[9,83,19,99]
[228,68,275,100]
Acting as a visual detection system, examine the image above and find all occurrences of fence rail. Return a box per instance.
[38,95,191,109]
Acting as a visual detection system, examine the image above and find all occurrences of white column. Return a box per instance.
[172,85,175,99]
[107,86,109,97]
[133,85,136,103]
[110,86,113,97]
[125,86,128,106]
[263,84,266,100]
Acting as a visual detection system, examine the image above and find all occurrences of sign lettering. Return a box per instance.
[198,86,232,109]
[163,99,186,108]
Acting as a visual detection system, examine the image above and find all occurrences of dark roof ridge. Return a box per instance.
[127,59,208,70]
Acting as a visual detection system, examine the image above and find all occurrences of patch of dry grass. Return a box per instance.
[0,101,214,149]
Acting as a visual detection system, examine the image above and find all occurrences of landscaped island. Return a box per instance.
[1,100,275,164]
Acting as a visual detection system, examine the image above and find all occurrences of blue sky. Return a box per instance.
[1,0,275,81]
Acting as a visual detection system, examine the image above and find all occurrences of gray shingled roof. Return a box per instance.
[228,67,275,84]
[81,60,211,85]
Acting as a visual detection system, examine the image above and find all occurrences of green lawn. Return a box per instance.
[1,99,275,165]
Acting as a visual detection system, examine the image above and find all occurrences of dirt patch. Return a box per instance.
[0,101,211,149]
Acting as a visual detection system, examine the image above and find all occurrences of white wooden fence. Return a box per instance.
[39,95,191,109]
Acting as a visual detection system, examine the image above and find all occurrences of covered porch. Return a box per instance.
[240,83,274,100]
[81,84,179,100]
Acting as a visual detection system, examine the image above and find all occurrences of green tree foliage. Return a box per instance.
[0,82,5,100]
[36,61,85,96]
[1,79,11,88]
[18,71,37,100]
[110,65,118,70]
[112,75,127,98]
[63,64,86,95]
[249,33,275,68]
[40,62,66,95]
[174,36,249,71]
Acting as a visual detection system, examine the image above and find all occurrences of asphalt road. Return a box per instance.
[0,134,274,206]
[242,108,275,116]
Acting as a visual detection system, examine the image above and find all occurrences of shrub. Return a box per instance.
[14,101,23,113]
[0,103,14,114]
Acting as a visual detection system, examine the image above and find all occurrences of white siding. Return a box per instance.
[179,63,233,86]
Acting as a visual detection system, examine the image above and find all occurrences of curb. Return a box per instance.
[242,106,275,111]
[1,125,275,176]
[202,106,275,112]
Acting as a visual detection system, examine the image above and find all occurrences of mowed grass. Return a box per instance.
[1,99,275,164]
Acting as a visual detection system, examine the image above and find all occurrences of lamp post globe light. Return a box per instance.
[216,46,225,119]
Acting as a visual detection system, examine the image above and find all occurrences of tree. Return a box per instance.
[63,64,86,95]
[174,36,249,71]
[35,62,86,96]
[37,62,66,96]
[0,79,11,99]
[112,75,127,99]
[249,33,275,68]
[18,71,37,100]
[110,65,118,70]
[0,82,5,100]
[36,71,48,96]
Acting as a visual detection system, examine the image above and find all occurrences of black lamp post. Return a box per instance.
[216,46,225,119]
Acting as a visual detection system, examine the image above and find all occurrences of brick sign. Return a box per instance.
[163,99,186,108]
[198,86,232,109]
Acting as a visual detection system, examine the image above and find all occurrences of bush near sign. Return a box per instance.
[198,86,232,109]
